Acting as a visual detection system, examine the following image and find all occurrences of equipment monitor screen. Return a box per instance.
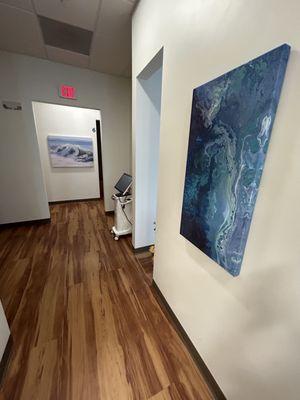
[114,173,132,195]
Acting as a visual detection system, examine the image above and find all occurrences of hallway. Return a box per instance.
[0,201,213,400]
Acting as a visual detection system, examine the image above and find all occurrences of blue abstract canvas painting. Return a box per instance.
[47,136,94,168]
[180,44,290,276]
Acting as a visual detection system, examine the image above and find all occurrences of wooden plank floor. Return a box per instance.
[0,200,214,400]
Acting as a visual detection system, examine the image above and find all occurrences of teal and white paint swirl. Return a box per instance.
[180,44,290,276]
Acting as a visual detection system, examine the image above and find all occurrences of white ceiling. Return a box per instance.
[0,0,137,77]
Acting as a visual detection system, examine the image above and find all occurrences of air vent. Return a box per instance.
[38,16,93,56]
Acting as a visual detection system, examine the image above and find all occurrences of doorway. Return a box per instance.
[32,102,103,203]
[133,48,163,249]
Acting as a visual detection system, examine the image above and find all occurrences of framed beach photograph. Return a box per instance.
[47,135,94,168]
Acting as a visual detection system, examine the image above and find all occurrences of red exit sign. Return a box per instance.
[59,84,77,100]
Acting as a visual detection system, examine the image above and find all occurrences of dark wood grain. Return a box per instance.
[0,335,12,387]
[0,200,215,400]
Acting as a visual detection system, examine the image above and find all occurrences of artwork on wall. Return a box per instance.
[47,135,94,167]
[180,44,290,276]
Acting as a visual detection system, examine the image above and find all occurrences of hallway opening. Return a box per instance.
[133,48,163,250]
[32,102,103,206]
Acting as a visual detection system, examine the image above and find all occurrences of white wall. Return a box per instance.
[33,103,100,202]
[132,1,300,399]
[0,51,131,223]
[133,51,162,248]
[0,301,10,362]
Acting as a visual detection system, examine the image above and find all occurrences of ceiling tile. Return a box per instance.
[39,16,93,56]
[90,30,131,77]
[0,0,136,77]
[0,3,46,58]
[89,0,134,76]
[46,45,89,69]
[0,0,33,11]
[33,0,101,31]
